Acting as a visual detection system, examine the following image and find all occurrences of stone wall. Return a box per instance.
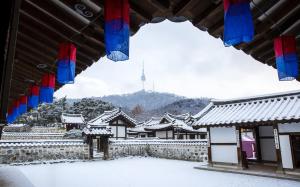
[0,140,89,164]
[108,139,208,162]
[30,126,66,133]
[1,132,65,140]
[3,125,31,132]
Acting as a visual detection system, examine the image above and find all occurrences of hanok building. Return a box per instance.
[193,91,300,174]
[61,113,85,131]
[88,108,137,140]
[128,117,160,138]
[1,0,300,138]
[130,113,206,139]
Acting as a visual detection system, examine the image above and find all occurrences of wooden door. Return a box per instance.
[291,135,300,168]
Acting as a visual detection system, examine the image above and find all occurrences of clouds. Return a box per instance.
[54,20,300,99]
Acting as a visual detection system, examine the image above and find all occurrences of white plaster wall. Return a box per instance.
[111,126,117,137]
[260,138,277,161]
[210,127,236,143]
[278,123,300,133]
[279,135,293,169]
[167,130,173,138]
[118,126,126,137]
[211,145,238,164]
[259,126,274,136]
[156,131,167,139]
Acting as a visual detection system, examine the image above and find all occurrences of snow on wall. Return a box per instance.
[279,135,293,169]
[108,139,207,162]
[118,126,126,137]
[156,131,167,138]
[0,140,89,164]
[211,145,238,164]
[278,123,300,133]
[1,132,64,140]
[210,127,236,143]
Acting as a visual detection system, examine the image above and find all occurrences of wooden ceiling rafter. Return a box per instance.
[5,0,300,112]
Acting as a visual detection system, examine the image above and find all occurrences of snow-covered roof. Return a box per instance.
[138,113,206,133]
[88,108,137,127]
[0,140,84,147]
[128,117,161,133]
[82,125,113,136]
[193,90,300,127]
[61,113,85,124]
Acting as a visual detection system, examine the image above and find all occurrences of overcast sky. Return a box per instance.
[54,20,300,100]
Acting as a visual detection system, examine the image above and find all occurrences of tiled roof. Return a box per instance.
[88,108,137,127]
[139,113,206,133]
[82,125,113,136]
[193,90,300,127]
[0,140,84,147]
[61,113,85,124]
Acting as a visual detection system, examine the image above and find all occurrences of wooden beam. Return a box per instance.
[0,0,22,124]
[173,0,194,16]
[129,0,152,21]
[207,127,212,166]
[18,22,95,64]
[273,124,284,173]
[150,0,170,11]
[192,3,222,27]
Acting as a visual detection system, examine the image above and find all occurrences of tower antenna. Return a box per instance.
[141,61,146,91]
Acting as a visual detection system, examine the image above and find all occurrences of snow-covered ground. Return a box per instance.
[7,157,300,187]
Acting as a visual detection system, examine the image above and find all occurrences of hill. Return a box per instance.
[130,98,210,121]
[100,90,185,111]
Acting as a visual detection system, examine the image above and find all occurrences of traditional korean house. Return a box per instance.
[193,90,300,175]
[88,108,137,140]
[128,118,160,138]
[132,113,206,139]
[61,113,85,131]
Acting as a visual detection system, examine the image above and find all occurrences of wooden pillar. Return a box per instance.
[254,126,262,162]
[172,128,175,139]
[101,137,109,160]
[273,124,283,173]
[97,138,100,152]
[236,126,245,169]
[0,0,22,128]
[207,127,212,166]
[88,136,93,159]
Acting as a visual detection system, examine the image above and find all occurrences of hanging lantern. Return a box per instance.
[28,85,39,109]
[104,0,130,62]
[274,36,299,81]
[57,42,76,84]
[40,73,55,103]
[223,0,254,46]
[19,96,28,115]
[6,106,14,124]
[12,100,20,121]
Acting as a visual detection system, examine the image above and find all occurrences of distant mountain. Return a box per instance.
[63,91,210,122]
[99,90,185,111]
[130,98,210,121]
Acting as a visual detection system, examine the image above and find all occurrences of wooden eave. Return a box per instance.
[6,0,300,111]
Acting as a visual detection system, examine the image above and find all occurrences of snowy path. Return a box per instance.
[7,157,300,187]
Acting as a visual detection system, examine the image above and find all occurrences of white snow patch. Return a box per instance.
[5,157,300,187]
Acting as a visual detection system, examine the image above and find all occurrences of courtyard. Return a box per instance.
[1,157,300,187]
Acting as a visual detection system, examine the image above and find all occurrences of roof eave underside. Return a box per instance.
[8,0,300,107]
